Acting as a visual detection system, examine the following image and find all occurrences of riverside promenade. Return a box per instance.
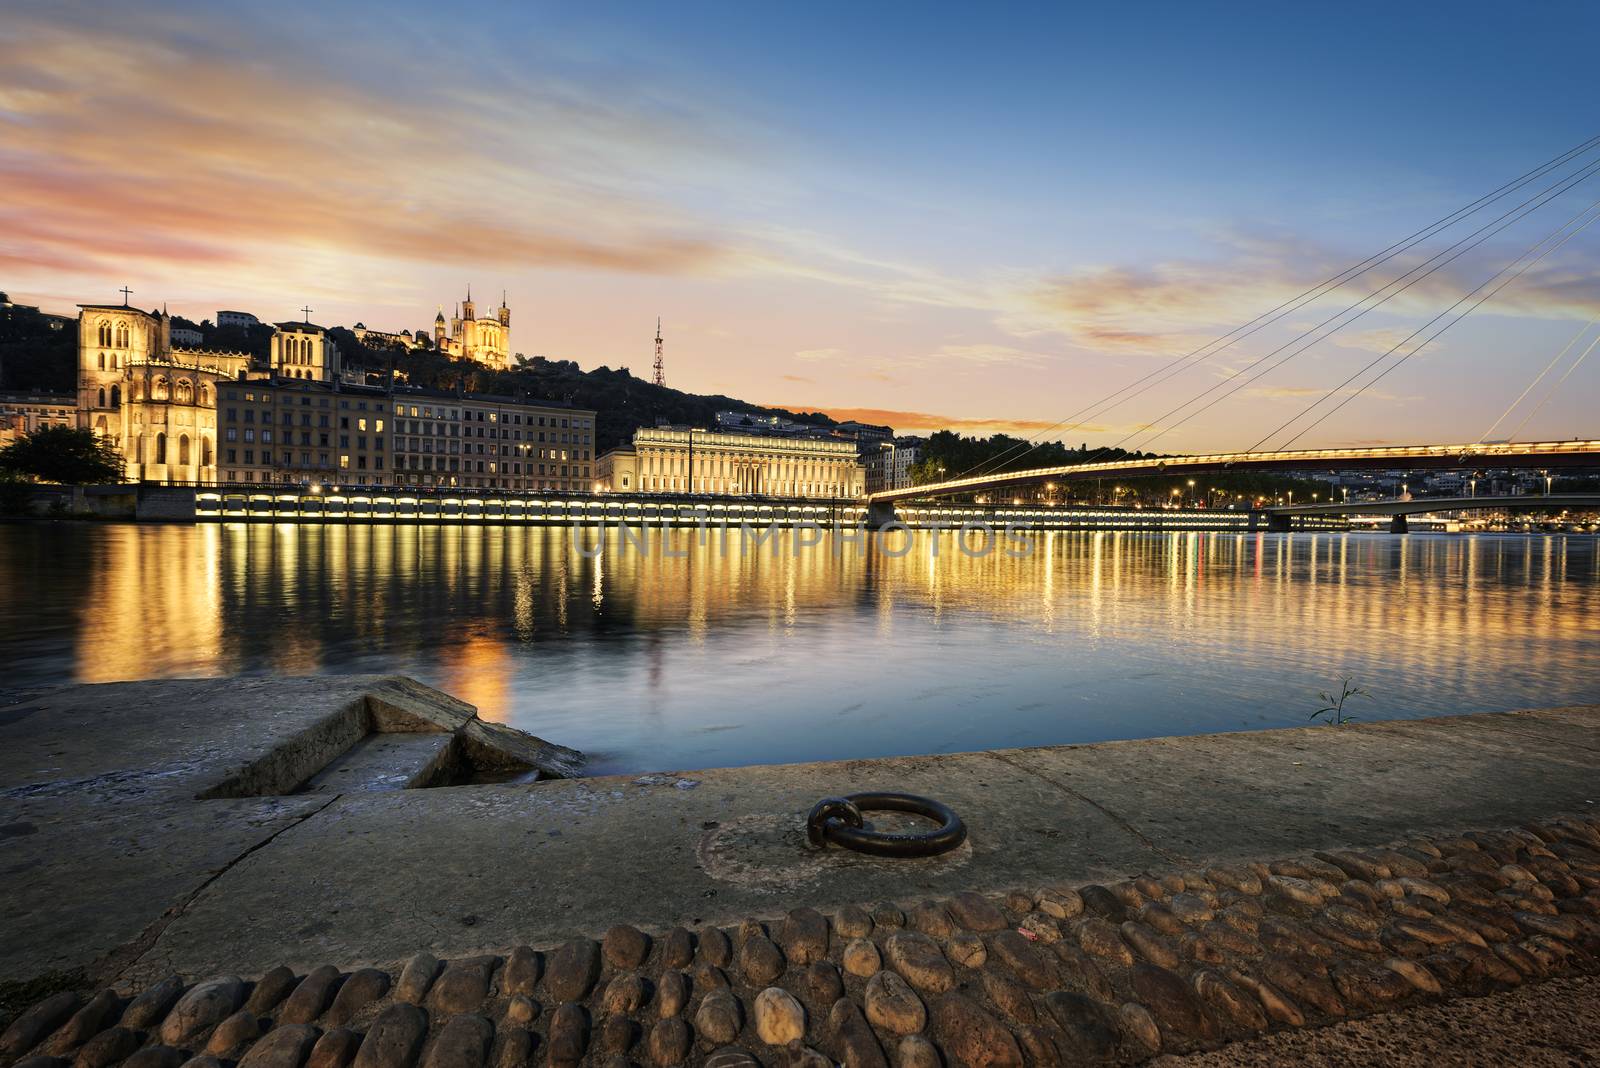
[2,677,1597,1066]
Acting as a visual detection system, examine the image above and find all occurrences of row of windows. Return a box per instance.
[95,322,134,348]
[132,431,212,468]
[393,455,591,477]
[395,404,590,429]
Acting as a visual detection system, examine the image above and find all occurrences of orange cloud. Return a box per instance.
[0,7,743,292]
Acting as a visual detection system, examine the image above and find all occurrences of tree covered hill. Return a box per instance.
[337,330,836,454]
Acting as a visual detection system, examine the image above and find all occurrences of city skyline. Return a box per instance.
[5,1,1600,447]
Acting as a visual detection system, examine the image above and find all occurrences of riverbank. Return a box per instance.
[2,678,1598,1064]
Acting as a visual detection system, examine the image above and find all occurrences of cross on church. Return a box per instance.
[120,286,132,306]
[301,305,313,323]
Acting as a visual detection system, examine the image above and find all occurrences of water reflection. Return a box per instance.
[1,524,1596,775]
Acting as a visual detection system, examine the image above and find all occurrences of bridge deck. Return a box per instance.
[870,439,1600,504]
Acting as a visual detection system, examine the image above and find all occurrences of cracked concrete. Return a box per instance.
[2,679,1597,998]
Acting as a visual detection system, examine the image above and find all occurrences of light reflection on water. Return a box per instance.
[1,523,1596,776]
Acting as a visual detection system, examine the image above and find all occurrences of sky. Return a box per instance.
[3,0,1599,450]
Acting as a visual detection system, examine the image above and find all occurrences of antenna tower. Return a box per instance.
[652,317,666,387]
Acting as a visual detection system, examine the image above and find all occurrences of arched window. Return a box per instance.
[115,323,129,348]
[98,352,106,370]
[132,378,143,401]
[198,384,211,406]
[97,322,110,346]
[155,433,167,464]
[110,385,120,407]
[134,435,144,464]
[98,387,106,407]
[175,379,193,404]
[152,376,169,401]
[201,436,213,466]
[178,434,190,465]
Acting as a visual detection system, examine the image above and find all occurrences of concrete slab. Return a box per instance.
[121,706,1600,987]
[302,733,456,792]
[2,677,1596,997]
[0,676,571,984]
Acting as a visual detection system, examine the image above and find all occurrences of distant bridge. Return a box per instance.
[1262,493,1600,532]
[867,439,1600,522]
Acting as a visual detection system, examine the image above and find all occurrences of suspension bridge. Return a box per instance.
[869,133,1600,526]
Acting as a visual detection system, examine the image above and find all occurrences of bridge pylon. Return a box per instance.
[867,499,898,529]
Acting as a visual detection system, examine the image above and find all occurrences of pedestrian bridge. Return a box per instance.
[867,439,1600,515]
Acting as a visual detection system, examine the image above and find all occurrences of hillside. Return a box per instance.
[0,306,835,454]
[341,332,836,454]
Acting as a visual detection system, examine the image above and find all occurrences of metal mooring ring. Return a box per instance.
[806,792,966,857]
[805,797,865,847]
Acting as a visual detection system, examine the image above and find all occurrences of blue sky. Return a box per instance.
[4,0,1598,444]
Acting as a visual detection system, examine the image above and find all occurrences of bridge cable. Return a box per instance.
[1264,200,1600,453]
[943,133,1600,483]
[1504,329,1600,443]
[1118,157,1600,455]
[1476,311,1600,443]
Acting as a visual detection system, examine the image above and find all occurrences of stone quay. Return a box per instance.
[2,678,1598,1065]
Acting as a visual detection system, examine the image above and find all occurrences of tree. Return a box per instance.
[0,425,125,484]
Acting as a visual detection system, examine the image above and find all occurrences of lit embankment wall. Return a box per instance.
[181,488,1348,531]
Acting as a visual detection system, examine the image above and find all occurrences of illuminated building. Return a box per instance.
[597,426,864,498]
[389,388,594,492]
[77,301,251,483]
[433,288,511,369]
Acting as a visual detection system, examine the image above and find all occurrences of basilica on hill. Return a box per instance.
[433,288,511,370]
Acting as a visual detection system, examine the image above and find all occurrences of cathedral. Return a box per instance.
[77,299,251,483]
[433,288,511,369]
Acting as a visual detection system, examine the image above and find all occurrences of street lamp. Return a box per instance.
[1186,478,1196,507]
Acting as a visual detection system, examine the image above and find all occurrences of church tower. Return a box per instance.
[461,286,475,324]
[498,291,510,328]
[434,306,446,346]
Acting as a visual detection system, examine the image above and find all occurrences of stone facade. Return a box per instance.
[77,303,250,483]
[270,322,341,382]
[863,441,921,495]
[389,389,594,492]
[598,427,865,499]
[216,378,389,486]
[215,382,596,492]
[0,391,76,448]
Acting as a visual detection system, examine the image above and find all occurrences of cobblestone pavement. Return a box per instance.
[3,814,1598,1068]
[1158,973,1600,1066]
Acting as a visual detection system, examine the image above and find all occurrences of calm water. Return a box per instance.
[1,523,1597,775]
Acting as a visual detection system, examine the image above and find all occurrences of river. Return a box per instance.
[1,522,1595,775]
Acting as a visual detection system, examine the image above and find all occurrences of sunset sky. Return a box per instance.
[4,0,1598,450]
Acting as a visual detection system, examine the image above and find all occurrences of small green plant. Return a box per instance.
[1311,678,1369,725]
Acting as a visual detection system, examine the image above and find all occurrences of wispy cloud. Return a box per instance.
[0,4,754,296]
[988,230,1600,357]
